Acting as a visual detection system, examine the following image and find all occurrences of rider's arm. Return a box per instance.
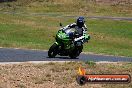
[83,24,88,35]
[82,24,90,42]
[62,23,76,30]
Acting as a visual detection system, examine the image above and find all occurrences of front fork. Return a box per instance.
[54,42,64,53]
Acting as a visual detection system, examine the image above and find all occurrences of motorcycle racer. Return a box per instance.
[48,16,90,58]
[62,16,90,43]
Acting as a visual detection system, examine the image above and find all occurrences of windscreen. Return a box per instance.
[64,28,76,36]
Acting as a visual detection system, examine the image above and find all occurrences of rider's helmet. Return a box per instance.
[76,16,85,28]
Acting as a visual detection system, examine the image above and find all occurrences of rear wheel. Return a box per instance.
[48,43,58,58]
[69,45,83,59]
[69,51,79,59]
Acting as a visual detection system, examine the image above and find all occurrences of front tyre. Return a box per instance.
[48,43,58,58]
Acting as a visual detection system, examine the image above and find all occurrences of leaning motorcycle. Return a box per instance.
[48,23,90,58]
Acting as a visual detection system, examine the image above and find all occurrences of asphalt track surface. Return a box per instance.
[0,48,132,62]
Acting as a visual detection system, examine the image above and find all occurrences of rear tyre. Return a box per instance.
[48,43,58,58]
[69,50,80,59]
[69,45,83,59]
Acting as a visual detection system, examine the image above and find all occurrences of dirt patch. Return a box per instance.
[0,62,131,88]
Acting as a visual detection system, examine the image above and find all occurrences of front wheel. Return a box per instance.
[48,43,58,58]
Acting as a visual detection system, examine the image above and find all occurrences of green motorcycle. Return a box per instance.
[48,23,90,58]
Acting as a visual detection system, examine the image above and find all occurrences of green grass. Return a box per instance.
[85,19,132,56]
[0,13,132,57]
